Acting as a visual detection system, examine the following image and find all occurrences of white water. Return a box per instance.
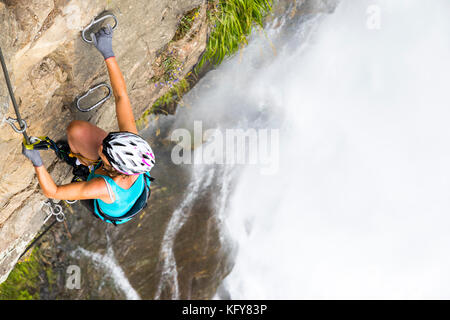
[180,0,450,299]
[73,240,141,300]
[154,156,215,299]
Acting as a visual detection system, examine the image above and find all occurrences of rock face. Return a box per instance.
[0,0,207,283]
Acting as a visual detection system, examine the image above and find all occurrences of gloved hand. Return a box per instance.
[22,144,43,167]
[91,25,115,60]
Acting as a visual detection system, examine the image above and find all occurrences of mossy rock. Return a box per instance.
[0,249,41,300]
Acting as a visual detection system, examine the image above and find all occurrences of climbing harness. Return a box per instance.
[23,136,58,151]
[0,47,30,144]
[23,137,73,165]
[76,82,112,112]
[81,14,118,44]
[70,152,100,166]
[43,199,65,224]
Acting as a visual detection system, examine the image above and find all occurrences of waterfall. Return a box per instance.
[176,0,450,299]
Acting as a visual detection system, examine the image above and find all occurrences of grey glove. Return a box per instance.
[91,25,115,60]
[22,144,43,167]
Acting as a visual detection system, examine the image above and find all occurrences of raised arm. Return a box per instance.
[92,25,137,134]
[105,57,138,134]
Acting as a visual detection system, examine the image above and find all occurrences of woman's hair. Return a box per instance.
[101,162,128,178]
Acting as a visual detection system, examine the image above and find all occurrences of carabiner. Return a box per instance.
[5,117,27,133]
[23,136,53,151]
[81,14,118,44]
[43,200,65,224]
[76,83,112,112]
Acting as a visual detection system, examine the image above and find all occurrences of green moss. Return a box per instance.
[153,78,189,110]
[0,249,41,300]
[136,108,152,130]
[151,54,183,84]
[136,78,190,129]
[197,0,273,70]
[46,267,56,287]
[173,6,202,41]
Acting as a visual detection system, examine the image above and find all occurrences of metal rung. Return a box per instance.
[5,117,27,133]
[76,83,112,112]
[82,14,118,44]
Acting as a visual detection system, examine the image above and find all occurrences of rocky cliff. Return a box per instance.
[0,0,208,284]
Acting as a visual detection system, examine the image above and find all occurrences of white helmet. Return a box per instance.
[102,132,155,175]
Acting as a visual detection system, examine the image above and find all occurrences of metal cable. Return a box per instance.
[0,46,30,144]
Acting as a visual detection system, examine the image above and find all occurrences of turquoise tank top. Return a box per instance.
[87,162,145,218]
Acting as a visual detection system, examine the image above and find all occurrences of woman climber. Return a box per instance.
[21,25,156,225]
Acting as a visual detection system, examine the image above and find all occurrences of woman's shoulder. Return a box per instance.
[84,176,110,190]
[84,176,115,203]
